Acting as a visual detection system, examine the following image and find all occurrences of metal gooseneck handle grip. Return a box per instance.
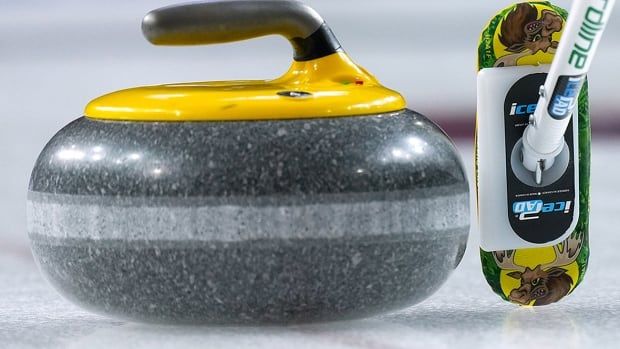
[142,0,343,61]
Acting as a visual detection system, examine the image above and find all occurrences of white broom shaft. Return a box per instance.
[526,0,615,156]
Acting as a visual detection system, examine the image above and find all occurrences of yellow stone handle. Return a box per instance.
[84,1,407,121]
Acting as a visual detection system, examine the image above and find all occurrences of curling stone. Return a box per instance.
[27,0,469,324]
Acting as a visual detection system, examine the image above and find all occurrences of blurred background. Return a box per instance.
[0,0,618,251]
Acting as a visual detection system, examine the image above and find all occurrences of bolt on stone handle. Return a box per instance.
[142,0,343,61]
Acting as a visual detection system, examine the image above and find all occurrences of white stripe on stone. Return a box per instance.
[27,192,469,242]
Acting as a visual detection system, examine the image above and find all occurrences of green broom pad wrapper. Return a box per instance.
[476,1,590,306]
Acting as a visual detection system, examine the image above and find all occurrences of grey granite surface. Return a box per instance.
[31,233,466,324]
[29,111,466,197]
[27,110,469,323]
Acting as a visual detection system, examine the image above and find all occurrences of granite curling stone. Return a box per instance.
[27,0,470,324]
